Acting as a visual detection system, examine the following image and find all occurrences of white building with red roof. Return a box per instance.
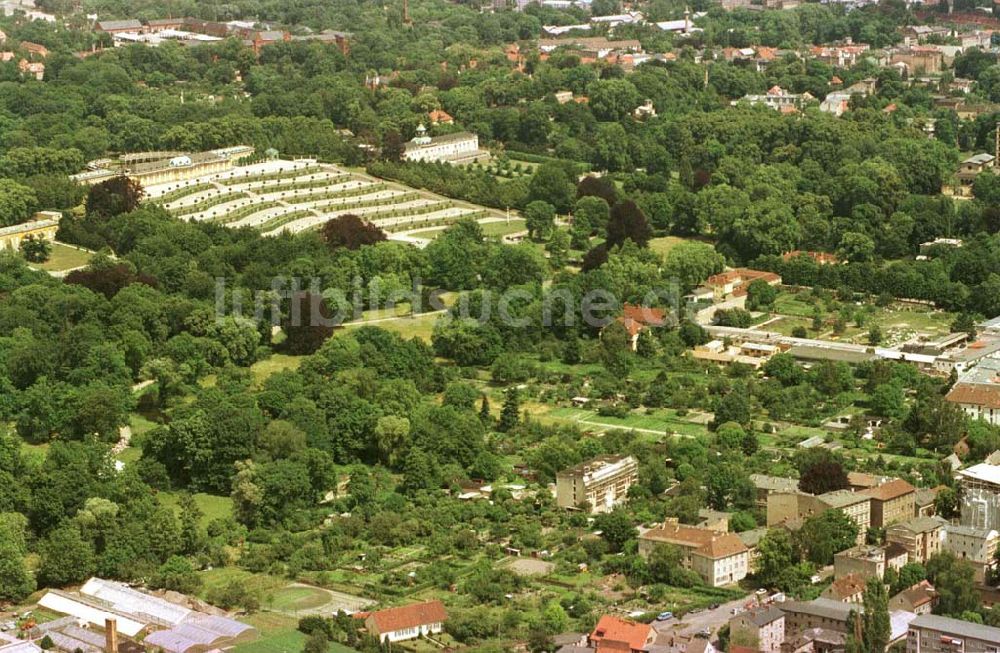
[362,600,448,643]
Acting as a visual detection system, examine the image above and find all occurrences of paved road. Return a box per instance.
[651,594,755,643]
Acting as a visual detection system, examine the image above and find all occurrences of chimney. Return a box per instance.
[105,618,118,653]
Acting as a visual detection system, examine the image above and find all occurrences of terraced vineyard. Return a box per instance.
[145,159,500,241]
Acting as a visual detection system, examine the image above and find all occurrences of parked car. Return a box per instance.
[656,612,674,621]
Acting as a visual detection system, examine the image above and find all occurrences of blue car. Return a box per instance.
[656,612,674,621]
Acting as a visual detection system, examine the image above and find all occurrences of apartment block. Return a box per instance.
[556,455,638,514]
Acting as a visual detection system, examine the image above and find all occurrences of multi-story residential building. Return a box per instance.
[890,46,944,74]
[768,490,870,544]
[739,527,768,573]
[729,606,785,653]
[941,524,999,583]
[890,581,937,615]
[947,358,1000,428]
[907,614,1000,653]
[821,573,867,603]
[556,455,638,513]
[639,521,749,587]
[834,544,907,579]
[956,455,1000,529]
[779,599,856,634]
[750,475,801,509]
[915,487,942,517]
[887,516,944,564]
[865,478,916,529]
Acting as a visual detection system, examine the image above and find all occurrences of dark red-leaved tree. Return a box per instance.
[65,263,158,299]
[282,292,337,355]
[85,175,145,218]
[577,175,618,207]
[606,200,652,249]
[320,214,387,250]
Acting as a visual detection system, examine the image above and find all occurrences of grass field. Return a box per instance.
[648,236,690,258]
[29,242,93,272]
[345,312,441,343]
[232,602,356,653]
[265,586,333,612]
[411,217,526,240]
[251,354,304,386]
[481,218,526,237]
[537,406,709,438]
[159,492,234,526]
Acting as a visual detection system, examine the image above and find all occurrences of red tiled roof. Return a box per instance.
[756,46,777,61]
[622,303,667,327]
[706,268,781,288]
[864,478,916,502]
[429,109,453,123]
[366,601,447,635]
[640,523,748,559]
[590,615,654,653]
[947,383,1000,409]
[825,573,866,600]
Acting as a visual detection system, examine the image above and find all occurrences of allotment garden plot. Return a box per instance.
[144,159,499,238]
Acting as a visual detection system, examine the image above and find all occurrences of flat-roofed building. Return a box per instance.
[941,523,999,583]
[556,455,638,513]
[864,478,916,528]
[402,125,483,163]
[957,457,1000,529]
[767,490,870,545]
[750,475,800,509]
[906,614,1000,653]
[887,516,944,564]
[834,544,907,579]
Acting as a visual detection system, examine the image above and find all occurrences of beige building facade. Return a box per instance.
[0,211,61,251]
[887,517,944,564]
[556,455,638,513]
[639,521,749,587]
[865,479,916,529]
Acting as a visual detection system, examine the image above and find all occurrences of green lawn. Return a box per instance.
[200,568,288,598]
[538,406,709,438]
[345,312,440,343]
[28,242,93,272]
[251,354,304,386]
[19,441,49,465]
[265,585,332,612]
[410,218,525,240]
[480,218,526,237]
[159,492,234,526]
[773,292,819,318]
[648,236,690,258]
